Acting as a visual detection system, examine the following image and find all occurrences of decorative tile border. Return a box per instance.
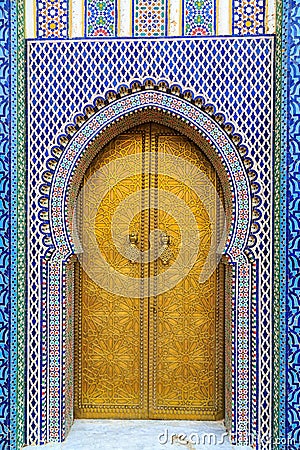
[273,0,284,446]
[32,0,270,39]
[13,0,26,447]
[0,0,298,445]
[49,92,250,260]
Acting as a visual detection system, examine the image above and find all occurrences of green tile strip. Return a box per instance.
[273,0,288,446]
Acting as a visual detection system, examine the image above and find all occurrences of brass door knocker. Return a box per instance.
[127,232,140,263]
[159,234,173,265]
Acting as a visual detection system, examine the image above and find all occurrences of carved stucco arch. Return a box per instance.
[39,88,257,444]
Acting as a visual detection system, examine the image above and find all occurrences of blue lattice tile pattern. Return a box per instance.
[27,38,272,153]
[37,0,69,38]
[232,0,265,35]
[184,0,215,35]
[86,0,116,36]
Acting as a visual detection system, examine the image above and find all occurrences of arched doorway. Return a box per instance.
[74,123,225,420]
[32,87,259,444]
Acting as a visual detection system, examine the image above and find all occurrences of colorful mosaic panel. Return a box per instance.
[184,0,215,35]
[0,0,299,448]
[86,0,116,36]
[37,0,69,38]
[12,0,27,447]
[232,0,266,35]
[134,0,166,36]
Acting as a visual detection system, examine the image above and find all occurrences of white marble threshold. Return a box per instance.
[24,419,252,450]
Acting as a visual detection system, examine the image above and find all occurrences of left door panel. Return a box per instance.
[74,127,150,418]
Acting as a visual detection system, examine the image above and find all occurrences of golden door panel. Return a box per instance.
[74,129,150,418]
[74,123,224,420]
[148,126,224,419]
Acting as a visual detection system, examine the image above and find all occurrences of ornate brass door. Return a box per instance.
[74,123,224,420]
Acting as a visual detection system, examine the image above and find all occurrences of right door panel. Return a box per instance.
[148,125,224,419]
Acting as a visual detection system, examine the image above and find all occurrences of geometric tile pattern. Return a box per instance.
[86,0,116,36]
[184,0,215,35]
[232,0,266,35]
[1,0,299,446]
[27,37,274,446]
[37,0,69,38]
[134,0,166,36]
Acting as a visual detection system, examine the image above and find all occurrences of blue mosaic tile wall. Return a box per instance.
[0,0,299,448]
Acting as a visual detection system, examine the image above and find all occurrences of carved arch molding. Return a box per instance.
[26,83,273,447]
